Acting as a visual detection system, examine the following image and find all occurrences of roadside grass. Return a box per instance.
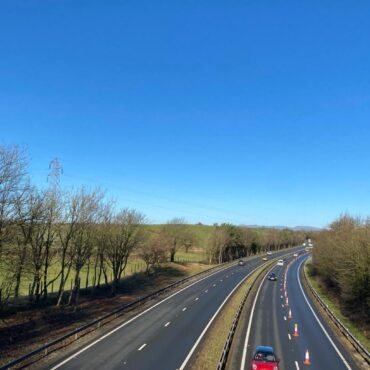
[305,262,370,352]
[190,262,272,370]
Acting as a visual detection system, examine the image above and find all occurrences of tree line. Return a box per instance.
[0,146,199,310]
[0,145,304,312]
[206,223,305,264]
[311,215,370,323]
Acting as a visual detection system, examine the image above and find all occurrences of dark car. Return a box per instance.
[239,259,246,266]
[251,346,279,370]
[267,272,277,281]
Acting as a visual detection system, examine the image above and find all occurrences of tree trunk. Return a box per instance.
[85,259,90,290]
[170,249,175,262]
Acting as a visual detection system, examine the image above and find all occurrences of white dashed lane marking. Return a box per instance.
[138,343,147,351]
[164,322,171,327]
[182,307,187,311]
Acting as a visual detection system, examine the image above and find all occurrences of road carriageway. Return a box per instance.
[40,248,303,370]
[230,254,360,370]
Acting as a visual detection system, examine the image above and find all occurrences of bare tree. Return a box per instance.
[56,188,103,306]
[138,231,167,275]
[207,226,230,264]
[104,209,146,295]
[161,218,195,262]
[0,145,28,308]
[67,188,103,306]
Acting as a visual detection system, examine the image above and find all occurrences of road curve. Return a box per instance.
[239,254,359,370]
[42,248,301,370]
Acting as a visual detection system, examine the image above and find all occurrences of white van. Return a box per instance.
[277,259,284,266]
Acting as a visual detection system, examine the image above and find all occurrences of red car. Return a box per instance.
[251,346,279,370]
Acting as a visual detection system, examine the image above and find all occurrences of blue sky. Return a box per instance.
[1,1,369,227]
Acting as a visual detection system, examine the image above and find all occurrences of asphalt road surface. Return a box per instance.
[44,247,302,370]
[240,254,359,370]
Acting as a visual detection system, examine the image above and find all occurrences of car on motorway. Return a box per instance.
[277,259,284,266]
[267,272,277,281]
[262,257,268,261]
[251,346,279,370]
[266,251,272,255]
[293,252,298,257]
[239,259,246,266]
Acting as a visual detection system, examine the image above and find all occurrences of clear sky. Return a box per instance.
[1,1,369,227]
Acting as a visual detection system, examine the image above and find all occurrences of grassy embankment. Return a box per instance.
[305,261,370,352]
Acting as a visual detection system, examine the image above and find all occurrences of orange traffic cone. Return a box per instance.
[288,309,292,319]
[293,323,299,337]
[303,349,311,365]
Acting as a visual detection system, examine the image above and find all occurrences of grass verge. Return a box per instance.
[305,261,370,352]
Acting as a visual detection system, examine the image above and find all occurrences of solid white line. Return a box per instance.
[182,307,187,311]
[138,343,147,351]
[164,322,171,327]
[240,269,272,370]
[288,333,292,340]
[50,262,237,369]
[178,268,259,370]
[296,258,352,370]
[294,360,300,370]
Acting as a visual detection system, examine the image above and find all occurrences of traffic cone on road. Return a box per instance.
[288,309,292,319]
[293,323,299,337]
[303,349,311,365]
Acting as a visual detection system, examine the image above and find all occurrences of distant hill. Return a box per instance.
[292,226,322,231]
[242,225,322,231]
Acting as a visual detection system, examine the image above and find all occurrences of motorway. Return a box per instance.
[238,254,360,370]
[43,248,302,370]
